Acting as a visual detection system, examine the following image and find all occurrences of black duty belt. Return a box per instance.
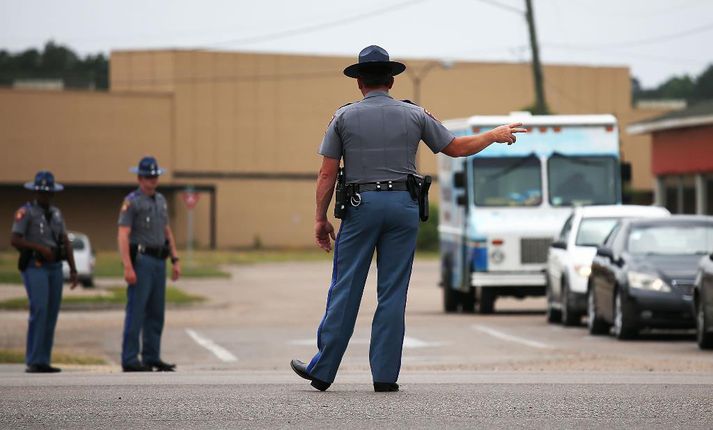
[350,181,409,192]
[131,244,169,259]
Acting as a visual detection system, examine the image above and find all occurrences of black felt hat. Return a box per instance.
[343,45,406,79]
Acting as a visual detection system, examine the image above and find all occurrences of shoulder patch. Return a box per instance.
[15,207,27,221]
[120,199,132,213]
[424,108,441,122]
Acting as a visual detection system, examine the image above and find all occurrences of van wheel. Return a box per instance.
[443,285,458,313]
[696,295,713,350]
[461,288,476,313]
[587,286,609,335]
[613,288,637,340]
[478,287,496,314]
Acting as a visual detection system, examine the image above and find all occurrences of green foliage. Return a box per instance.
[416,204,440,251]
[0,40,108,89]
[0,348,105,365]
[633,64,713,104]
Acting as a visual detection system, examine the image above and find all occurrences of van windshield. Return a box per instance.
[472,155,542,207]
[548,154,618,207]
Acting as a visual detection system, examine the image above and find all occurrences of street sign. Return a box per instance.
[182,191,200,209]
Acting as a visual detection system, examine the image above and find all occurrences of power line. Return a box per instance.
[198,0,428,49]
[554,20,713,49]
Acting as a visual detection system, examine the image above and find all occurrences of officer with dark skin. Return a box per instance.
[11,171,78,373]
[291,46,526,392]
[118,156,181,372]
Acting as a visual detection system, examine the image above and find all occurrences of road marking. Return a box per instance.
[185,329,238,362]
[472,325,552,349]
[288,336,444,349]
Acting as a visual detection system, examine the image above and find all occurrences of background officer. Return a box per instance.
[118,156,181,372]
[10,171,78,373]
[291,45,526,392]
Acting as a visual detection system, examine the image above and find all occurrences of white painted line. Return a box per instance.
[185,329,238,362]
[472,325,552,349]
[289,337,445,349]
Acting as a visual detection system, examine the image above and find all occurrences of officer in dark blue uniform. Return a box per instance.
[11,171,78,373]
[291,45,526,392]
[118,156,181,372]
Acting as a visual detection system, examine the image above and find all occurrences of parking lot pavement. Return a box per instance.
[2,260,713,427]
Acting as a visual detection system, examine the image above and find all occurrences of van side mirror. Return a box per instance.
[596,247,614,259]
[620,162,632,182]
[453,172,465,189]
[456,194,467,206]
[710,253,713,262]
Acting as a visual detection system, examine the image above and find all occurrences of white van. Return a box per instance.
[438,112,622,313]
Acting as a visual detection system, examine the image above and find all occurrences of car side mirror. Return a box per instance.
[550,241,566,250]
[596,247,614,259]
[710,253,713,262]
[453,172,466,189]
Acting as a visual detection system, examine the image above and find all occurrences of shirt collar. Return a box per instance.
[363,90,392,100]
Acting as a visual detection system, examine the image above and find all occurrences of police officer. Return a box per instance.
[11,171,78,373]
[118,156,181,372]
[290,46,526,392]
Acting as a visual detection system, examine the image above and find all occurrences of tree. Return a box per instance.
[692,64,713,102]
[0,40,108,90]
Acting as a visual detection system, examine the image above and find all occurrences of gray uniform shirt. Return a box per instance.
[117,189,169,247]
[319,90,455,183]
[11,201,66,248]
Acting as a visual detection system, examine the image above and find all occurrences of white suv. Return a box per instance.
[62,231,96,288]
[546,205,670,325]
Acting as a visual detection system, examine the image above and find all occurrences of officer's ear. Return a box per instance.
[386,76,394,89]
[356,77,365,90]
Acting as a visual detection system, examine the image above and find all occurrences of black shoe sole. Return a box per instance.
[290,360,330,391]
[374,382,399,392]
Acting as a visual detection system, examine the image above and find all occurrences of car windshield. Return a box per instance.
[548,154,618,207]
[575,218,619,246]
[627,224,713,255]
[472,155,542,207]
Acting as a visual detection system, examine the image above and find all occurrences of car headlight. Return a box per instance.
[575,265,591,278]
[627,271,671,292]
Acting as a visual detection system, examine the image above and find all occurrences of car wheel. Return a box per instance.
[561,278,580,327]
[546,279,561,324]
[461,288,476,313]
[81,277,95,288]
[613,288,637,340]
[478,287,496,314]
[696,296,713,350]
[587,286,609,335]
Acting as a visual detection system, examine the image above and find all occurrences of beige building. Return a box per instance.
[0,50,666,249]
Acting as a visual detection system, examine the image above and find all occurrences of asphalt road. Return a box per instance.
[1,260,712,428]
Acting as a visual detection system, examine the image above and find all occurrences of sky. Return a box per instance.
[1,0,712,87]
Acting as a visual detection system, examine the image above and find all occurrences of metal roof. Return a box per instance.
[627,100,713,135]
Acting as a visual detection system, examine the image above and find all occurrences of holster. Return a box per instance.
[407,174,432,222]
[334,167,347,219]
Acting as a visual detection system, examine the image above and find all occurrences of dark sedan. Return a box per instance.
[587,216,713,340]
[694,251,713,350]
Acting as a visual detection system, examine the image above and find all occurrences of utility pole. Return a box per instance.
[525,0,548,114]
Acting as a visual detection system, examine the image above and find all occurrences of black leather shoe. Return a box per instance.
[25,364,61,373]
[374,382,399,392]
[290,359,331,391]
[147,360,176,372]
[122,363,153,372]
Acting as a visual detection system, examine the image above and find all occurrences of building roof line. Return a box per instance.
[627,114,713,135]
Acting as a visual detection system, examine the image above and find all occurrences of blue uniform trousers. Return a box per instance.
[307,191,419,384]
[121,254,166,366]
[22,260,63,366]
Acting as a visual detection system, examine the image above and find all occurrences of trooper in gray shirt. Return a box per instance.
[291,45,527,392]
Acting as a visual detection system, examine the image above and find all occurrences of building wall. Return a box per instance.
[0,50,667,249]
[652,125,713,175]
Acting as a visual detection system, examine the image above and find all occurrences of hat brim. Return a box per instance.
[24,182,63,192]
[130,167,166,176]
[343,61,406,79]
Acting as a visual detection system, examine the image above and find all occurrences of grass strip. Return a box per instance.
[0,286,205,310]
[0,348,106,365]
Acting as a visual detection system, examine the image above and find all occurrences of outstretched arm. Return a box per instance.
[441,123,527,157]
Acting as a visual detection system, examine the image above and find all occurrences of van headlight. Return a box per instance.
[627,272,671,292]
